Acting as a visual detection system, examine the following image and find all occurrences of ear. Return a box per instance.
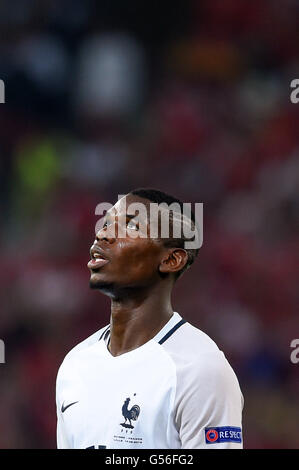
[159,248,188,275]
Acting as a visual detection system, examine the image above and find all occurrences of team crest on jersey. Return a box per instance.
[113,394,143,445]
[120,394,140,429]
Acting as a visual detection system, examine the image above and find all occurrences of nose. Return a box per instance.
[95,222,116,244]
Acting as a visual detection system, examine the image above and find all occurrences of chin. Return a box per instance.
[90,281,121,301]
[90,273,107,287]
[89,273,114,293]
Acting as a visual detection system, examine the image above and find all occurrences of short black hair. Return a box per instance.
[129,188,200,279]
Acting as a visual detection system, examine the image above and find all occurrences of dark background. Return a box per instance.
[0,0,298,448]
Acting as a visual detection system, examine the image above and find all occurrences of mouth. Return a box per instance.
[87,247,110,271]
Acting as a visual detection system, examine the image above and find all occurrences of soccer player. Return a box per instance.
[56,188,244,449]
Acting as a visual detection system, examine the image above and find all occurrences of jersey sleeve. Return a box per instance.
[174,351,244,449]
[56,364,72,449]
[57,406,71,449]
[55,325,109,449]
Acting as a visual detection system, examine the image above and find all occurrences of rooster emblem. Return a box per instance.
[120,395,140,429]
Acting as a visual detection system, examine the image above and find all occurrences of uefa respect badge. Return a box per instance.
[205,426,242,444]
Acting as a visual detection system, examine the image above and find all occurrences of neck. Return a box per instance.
[107,281,174,357]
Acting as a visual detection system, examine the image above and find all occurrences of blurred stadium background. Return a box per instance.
[0,0,298,448]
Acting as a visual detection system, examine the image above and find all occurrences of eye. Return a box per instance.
[127,219,139,230]
[103,219,112,228]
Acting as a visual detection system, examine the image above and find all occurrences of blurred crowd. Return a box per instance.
[0,0,298,448]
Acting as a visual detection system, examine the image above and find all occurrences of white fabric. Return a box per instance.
[56,312,244,449]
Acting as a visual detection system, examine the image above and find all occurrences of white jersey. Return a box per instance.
[56,312,244,449]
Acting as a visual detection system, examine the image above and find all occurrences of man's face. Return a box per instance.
[88,194,167,293]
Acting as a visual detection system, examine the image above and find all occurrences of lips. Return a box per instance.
[88,246,110,270]
[87,258,109,269]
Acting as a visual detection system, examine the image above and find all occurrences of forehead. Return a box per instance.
[107,194,188,230]
[108,194,151,218]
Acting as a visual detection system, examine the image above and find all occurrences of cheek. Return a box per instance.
[115,242,161,277]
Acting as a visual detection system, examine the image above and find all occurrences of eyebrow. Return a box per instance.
[104,213,139,221]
